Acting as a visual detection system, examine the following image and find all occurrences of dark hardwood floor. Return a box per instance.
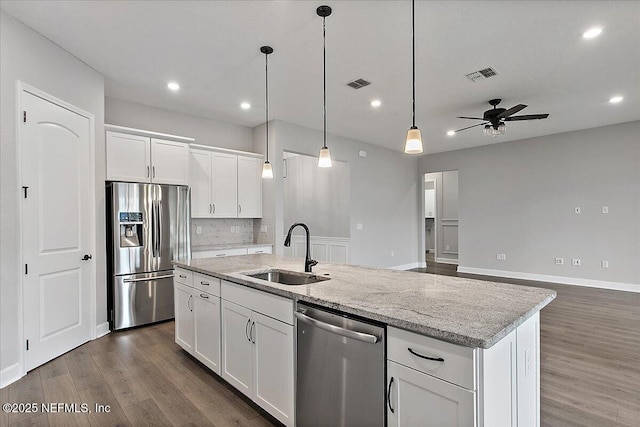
[2,257,638,426]
[1,321,278,427]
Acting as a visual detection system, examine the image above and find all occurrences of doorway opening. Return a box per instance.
[423,171,458,268]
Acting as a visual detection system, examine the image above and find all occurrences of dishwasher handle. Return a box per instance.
[294,311,379,344]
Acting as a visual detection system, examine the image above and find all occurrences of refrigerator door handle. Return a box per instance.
[123,274,174,283]
[158,200,163,257]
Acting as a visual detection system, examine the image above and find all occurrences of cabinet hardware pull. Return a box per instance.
[216,254,226,257]
[245,319,251,342]
[179,274,187,279]
[238,204,241,215]
[147,166,150,178]
[387,376,395,413]
[200,281,209,286]
[250,321,255,343]
[212,204,215,214]
[187,295,193,312]
[209,204,212,214]
[407,347,445,362]
[199,294,209,299]
[152,166,155,178]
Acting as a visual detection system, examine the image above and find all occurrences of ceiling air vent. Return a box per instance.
[346,78,371,89]
[465,67,499,82]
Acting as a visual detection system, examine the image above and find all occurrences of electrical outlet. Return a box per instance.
[196,226,202,235]
[574,207,581,214]
[230,226,235,233]
[235,226,240,233]
[555,257,564,265]
[356,223,363,230]
[601,206,609,214]
[497,253,501,260]
[446,245,450,251]
[260,225,267,233]
[602,260,609,269]
[391,251,395,257]
[496,253,506,260]
[572,258,582,266]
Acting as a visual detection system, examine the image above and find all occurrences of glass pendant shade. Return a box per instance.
[261,161,273,179]
[404,127,423,154]
[318,147,332,168]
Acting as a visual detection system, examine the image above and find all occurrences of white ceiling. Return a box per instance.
[2,1,639,154]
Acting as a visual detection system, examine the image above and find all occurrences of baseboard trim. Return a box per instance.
[0,363,23,389]
[389,262,426,270]
[96,322,110,339]
[457,267,640,293]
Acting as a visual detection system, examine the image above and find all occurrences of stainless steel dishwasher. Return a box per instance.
[295,302,385,427]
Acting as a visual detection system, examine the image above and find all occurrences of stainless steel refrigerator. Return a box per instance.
[106,182,190,330]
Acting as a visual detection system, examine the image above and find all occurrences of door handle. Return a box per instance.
[123,274,174,283]
[387,376,395,413]
[81,254,92,261]
[187,294,193,312]
[245,319,251,342]
[250,321,255,343]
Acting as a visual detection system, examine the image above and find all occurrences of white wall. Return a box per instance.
[418,121,640,289]
[0,10,105,381]
[255,120,420,269]
[105,97,253,151]
[283,153,350,238]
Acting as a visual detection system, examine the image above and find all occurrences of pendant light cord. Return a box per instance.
[412,0,416,128]
[265,51,269,162]
[322,16,327,149]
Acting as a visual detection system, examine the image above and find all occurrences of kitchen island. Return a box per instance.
[173,254,555,427]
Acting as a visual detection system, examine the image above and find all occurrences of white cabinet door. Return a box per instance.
[212,152,238,218]
[237,155,262,218]
[252,312,294,427]
[151,138,189,185]
[221,300,253,397]
[174,282,194,353]
[194,292,221,374]
[388,361,475,427]
[190,149,213,218]
[106,131,151,182]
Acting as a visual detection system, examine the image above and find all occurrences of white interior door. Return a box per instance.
[21,89,93,371]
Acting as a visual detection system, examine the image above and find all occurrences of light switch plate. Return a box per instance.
[574,207,581,214]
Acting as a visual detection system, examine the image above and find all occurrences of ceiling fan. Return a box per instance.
[455,99,549,136]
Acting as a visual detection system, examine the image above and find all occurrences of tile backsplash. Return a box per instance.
[191,218,273,247]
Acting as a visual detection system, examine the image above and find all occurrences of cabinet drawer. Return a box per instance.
[388,327,476,390]
[221,280,293,325]
[248,245,272,254]
[194,272,221,296]
[174,268,193,287]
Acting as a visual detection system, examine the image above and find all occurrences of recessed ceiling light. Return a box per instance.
[609,95,623,103]
[582,27,603,39]
[240,102,251,110]
[371,99,382,107]
[167,81,180,91]
[447,130,456,136]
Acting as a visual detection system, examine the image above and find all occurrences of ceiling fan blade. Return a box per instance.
[504,114,549,121]
[456,116,485,120]
[497,104,527,118]
[454,122,488,133]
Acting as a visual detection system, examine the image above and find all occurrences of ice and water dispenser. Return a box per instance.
[119,212,143,247]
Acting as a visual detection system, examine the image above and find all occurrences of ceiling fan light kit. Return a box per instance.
[317,5,333,168]
[404,0,423,154]
[456,98,549,136]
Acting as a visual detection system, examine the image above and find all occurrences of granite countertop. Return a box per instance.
[192,242,273,251]
[174,254,556,349]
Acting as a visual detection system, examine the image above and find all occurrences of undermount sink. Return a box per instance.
[244,269,330,286]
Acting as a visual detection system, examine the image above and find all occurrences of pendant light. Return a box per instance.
[260,46,274,179]
[404,0,423,154]
[317,5,332,168]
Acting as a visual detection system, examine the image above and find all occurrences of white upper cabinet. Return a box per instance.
[150,138,189,185]
[212,152,238,218]
[189,145,262,218]
[190,149,214,218]
[237,155,262,218]
[106,129,190,185]
[106,131,151,182]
